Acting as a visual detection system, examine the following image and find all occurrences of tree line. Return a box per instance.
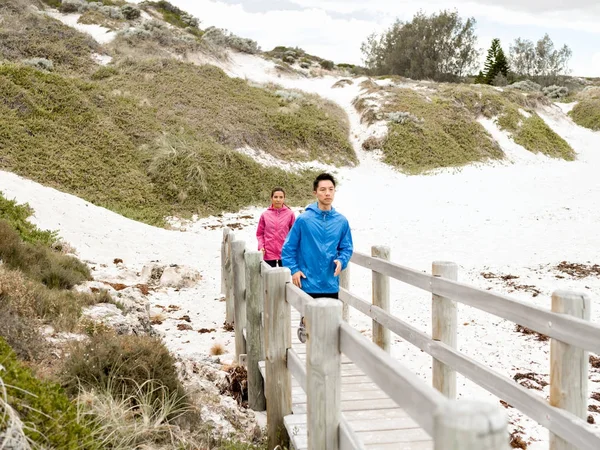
[361,9,573,84]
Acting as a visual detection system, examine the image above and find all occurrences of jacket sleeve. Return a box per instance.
[289,211,296,230]
[281,218,301,275]
[256,214,265,250]
[336,220,353,270]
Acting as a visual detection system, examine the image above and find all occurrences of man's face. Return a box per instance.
[272,191,285,208]
[314,180,335,205]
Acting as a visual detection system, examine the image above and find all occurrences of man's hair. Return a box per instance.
[313,173,336,191]
[271,187,285,197]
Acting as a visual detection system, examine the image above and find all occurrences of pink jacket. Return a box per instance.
[257,205,296,261]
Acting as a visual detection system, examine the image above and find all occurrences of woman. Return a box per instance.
[256,187,296,267]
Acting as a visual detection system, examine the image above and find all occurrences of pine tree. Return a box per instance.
[482,38,510,84]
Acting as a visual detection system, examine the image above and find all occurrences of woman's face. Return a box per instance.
[272,191,285,208]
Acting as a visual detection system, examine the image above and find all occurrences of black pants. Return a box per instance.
[265,259,282,267]
[306,292,339,299]
[300,292,339,326]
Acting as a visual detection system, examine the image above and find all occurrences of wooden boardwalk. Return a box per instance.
[259,312,433,450]
[224,229,600,450]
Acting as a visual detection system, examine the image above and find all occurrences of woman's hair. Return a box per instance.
[271,187,285,197]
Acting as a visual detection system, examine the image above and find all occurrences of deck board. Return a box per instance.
[259,313,434,450]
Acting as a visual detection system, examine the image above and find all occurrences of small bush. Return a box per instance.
[508,80,542,92]
[569,98,600,131]
[121,4,141,20]
[0,338,101,449]
[0,305,47,361]
[362,136,383,151]
[59,0,85,13]
[0,266,109,331]
[202,27,259,54]
[90,65,118,80]
[320,59,334,70]
[0,193,58,246]
[22,57,54,71]
[0,220,91,289]
[542,85,569,99]
[62,332,187,409]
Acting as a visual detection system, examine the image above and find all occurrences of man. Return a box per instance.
[281,172,353,343]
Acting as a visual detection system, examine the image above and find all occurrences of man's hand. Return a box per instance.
[334,260,342,277]
[292,271,306,288]
[260,248,265,255]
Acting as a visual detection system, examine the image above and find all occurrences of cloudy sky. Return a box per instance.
[166,0,600,77]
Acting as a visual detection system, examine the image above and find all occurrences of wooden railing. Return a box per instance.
[220,228,600,450]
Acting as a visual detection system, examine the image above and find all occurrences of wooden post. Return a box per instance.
[221,228,230,296]
[432,261,458,399]
[434,400,508,449]
[264,267,292,449]
[224,231,235,325]
[306,298,342,450]
[550,290,591,450]
[372,245,390,352]
[339,266,350,322]
[232,240,247,359]
[245,250,266,411]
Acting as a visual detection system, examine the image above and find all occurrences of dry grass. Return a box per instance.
[0,265,109,332]
[210,343,226,356]
[62,331,187,408]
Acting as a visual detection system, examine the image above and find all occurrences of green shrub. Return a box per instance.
[569,98,600,131]
[377,88,503,173]
[0,266,109,331]
[63,332,187,409]
[0,62,352,225]
[90,65,118,80]
[320,59,334,70]
[0,220,91,289]
[513,114,575,159]
[0,192,58,245]
[0,338,101,449]
[0,9,99,74]
[121,4,141,20]
[0,305,47,361]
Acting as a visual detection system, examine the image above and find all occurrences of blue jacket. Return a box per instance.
[281,202,353,294]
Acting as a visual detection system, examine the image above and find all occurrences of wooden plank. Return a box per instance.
[232,240,247,359]
[341,415,367,450]
[372,245,391,352]
[286,283,311,315]
[245,250,266,411]
[550,290,591,450]
[350,251,600,353]
[292,388,391,402]
[293,398,400,413]
[340,266,350,322]
[224,230,235,325]
[264,267,292,448]
[340,287,600,449]
[306,299,342,449]
[432,261,458,399]
[434,400,508,450]
[339,322,445,436]
[287,348,306,392]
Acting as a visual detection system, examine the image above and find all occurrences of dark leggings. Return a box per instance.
[307,292,339,299]
[265,259,282,267]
